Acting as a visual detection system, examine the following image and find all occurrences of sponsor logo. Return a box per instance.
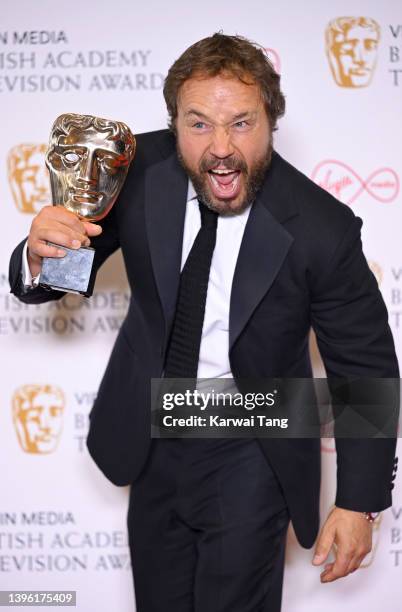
[311,160,399,205]
[325,17,380,87]
[8,143,50,213]
[12,384,64,454]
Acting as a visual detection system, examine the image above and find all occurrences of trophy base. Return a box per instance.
[39,241,96,297]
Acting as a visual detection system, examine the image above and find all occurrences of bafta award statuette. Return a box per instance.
[39,113,136,297]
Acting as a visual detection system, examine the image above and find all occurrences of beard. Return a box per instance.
[176,143,272,216]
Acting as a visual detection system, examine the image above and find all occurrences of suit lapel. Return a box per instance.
[229,152,298,350]
[145,148,299,352]
[145,152,188,332]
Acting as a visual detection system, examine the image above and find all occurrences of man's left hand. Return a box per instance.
[312,506,373,582]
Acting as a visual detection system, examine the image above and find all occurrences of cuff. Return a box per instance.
[22,241,40,288]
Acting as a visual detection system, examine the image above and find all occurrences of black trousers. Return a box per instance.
[127,438,290,612]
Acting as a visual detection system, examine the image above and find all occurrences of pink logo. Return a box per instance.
[311,160,399,205]
[264,48,281,74]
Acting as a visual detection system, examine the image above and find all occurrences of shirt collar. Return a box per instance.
[187,180,198,203]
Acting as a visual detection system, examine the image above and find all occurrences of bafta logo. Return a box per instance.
[12,384,65,454]
[7,144,50,213]
[325,17,380,88]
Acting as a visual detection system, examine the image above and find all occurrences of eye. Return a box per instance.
[365,39,377,51]
[99,156,120,172]
[62,151,80,164]
[23,170,36,181]
[234,120,247,128]
[26,408,41,422]
[193,122,206,129]
[340,42,355,54]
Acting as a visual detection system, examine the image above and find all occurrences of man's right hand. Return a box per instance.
[27,205,103,278]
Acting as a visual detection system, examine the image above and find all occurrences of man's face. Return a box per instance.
[46,126,128,220]
[331,25,379,87]
[16,391,64,454]
[175,73,271,215]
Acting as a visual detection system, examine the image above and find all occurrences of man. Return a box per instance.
[9,33,399,611]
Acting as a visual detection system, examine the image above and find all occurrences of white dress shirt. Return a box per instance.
[22,240,40,287]
[182,183,251,378]
[21,181,251,378]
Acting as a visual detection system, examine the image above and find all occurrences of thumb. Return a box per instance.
[312,530,334,566]
[83,222,103,235]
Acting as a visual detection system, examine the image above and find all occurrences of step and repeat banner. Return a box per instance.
[1,1,401,610]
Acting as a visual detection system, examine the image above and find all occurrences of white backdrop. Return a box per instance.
[1,1,401,610]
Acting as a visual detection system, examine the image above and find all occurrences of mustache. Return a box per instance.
[199,155,247,173]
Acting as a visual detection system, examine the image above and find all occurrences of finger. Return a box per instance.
[82,221,103,236]
[320,561,334,577]
[39,205,92,236]
[29,241,67,259]
[347,552,368,574]
[320,562,334,581]
[33,224,91,250]
[35,206,104,242]
[52,221,92,246]
[29,232,87,260]
[312,532,335,565]
[321,550,353,582]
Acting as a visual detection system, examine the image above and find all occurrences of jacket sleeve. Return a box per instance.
[310,215,399,512]
[8,205,120,305]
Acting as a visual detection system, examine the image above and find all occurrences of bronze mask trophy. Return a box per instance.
[39,113,136,297]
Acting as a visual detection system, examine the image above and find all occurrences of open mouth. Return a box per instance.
[207,167,241,199]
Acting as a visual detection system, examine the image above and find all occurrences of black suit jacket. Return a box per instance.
[9,129,399,549]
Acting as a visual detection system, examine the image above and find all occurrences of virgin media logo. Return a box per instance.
[311,160,399,205]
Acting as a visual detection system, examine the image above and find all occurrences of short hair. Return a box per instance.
[163,33,285,132]
[48,113,135,159]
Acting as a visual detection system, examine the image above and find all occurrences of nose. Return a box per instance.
[77,150,97,185]
[353,42,366,65]
[38,408,52,431]
[209,127,234,159]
